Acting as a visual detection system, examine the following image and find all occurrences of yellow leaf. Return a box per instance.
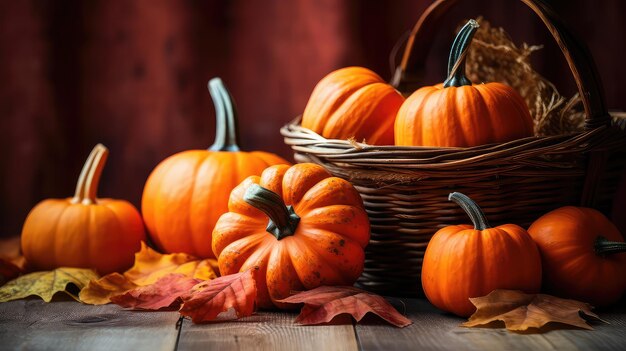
[0,267,98,303]
[80,242,218,305]
[79,273,138,305]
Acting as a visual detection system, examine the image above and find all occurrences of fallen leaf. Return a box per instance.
[180,269,257,323]
[110,273,202,310]
[0,237,27,286]
[79,273,139,305]
[462,289,606,332]
[277,286,412,328]
[79,242,218,304]
[0,267,98,303]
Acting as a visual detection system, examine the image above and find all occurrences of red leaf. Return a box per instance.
[110,274,201,310]
[179,269,257,323]
[278,286,412,328]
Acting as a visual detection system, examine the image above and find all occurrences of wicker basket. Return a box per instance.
[281,0,626,297]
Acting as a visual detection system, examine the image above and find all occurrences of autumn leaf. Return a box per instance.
[462,289,606,332]
[110,273,202,310]
[179,269,257,323]
[0,267,98,303]
[80,242,218,304]
[0,237,27,286]
[277,286,412,328]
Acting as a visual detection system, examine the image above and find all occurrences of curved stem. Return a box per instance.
[71,144,108,204]
[594,236,626,256]
[448,192,490,230]
[443,19,479,88]
[208,77,240,152]
[244,184,300,240]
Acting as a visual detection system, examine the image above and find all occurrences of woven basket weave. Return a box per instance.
[281,0,626,297]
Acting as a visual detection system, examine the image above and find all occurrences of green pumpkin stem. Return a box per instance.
[449,192,490,230]
[443,19,479,88]
[208,78,240,152]
[244,184,300,240]
[594,236,626,256]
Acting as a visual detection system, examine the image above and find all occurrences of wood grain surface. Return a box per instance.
[1,298,625,350]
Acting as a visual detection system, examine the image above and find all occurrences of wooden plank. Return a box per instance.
[177,311,359,351]
[355,298,626,351]
[0,299,180,351]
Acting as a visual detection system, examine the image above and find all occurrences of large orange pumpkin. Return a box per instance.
[395,20,533,147]
[421,192,542,317]
[21,144,146,274]
[528,206,626,306]
[212,163,370,309]
[301,66,404,145]
[142,78,289,258]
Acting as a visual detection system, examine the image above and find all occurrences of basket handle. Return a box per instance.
[391,0,610,131]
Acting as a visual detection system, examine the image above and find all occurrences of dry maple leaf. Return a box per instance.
[179,269,257,323]
[462,289,606,332]
[277,286,412,328]
[79,242,217,305]
[0,267,98,303]
[110,273,202,310]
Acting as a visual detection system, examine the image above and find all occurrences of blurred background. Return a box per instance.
[1,0,625,236]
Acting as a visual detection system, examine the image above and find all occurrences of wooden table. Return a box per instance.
[1,297,625,350]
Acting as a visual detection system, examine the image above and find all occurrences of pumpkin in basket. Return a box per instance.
[21,144,146,274]
[421,192,542,317]
[395,19,534,147]
[212,163,370,309]
[528,206,626,306]
[301,66,404,145]
[142,78,289,258]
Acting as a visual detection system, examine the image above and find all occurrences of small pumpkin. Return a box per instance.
[421,192,542,317]
[142,78,289,258]
[301,66,405,145]
[212,163,370,309]
[21,144,146,274]
[395,19,533,147]
[528,206,626,306]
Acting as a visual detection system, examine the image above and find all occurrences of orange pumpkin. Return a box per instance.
[142,78,289,258]
[301,66,404,145]
[528,206,626,306]
[212,163,370,308]
[422,192,542,317]
[395,20,533,147]
[21,144,146,274]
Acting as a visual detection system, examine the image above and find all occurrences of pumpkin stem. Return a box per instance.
[449,192,490,230]
[208,78,240,152]
[71,144,108,205]
[594,236,626,256]
[244,184,300,240]
[443,19,479,88]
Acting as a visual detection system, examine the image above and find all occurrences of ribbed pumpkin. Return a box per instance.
[212,163,370,309]
[21,144,146,274]
[528,206,626,306]
[422,192,542,317]
[142,78,289,258]
[395,20,533,147]
[301,66,404,145]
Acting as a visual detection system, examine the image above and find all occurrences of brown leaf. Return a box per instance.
[0,237,27,286]
[179,269,257,323]
[110,273,201,310]
[277,286,412,328]
[79,242,218,305]
[462,289,606,332]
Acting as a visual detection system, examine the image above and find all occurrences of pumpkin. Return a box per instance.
[528,206,626,306]
[142,78,289,258]
[301,66,404,145]
[21,144,146,274]
[212,163,370,308]
[395,19,533,147]
[421,192,542,317]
